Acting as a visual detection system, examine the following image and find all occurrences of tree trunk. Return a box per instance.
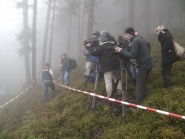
[23,0,31,85]
[78,0,81,57]
[123,0,127,30]
[128,0,135,27]
[80,0,85,44]
[41,0,52,70]
[32,0,37,83]
[87,0,95,39]
[48,0,56,65]
[158,0,165,26]
[180,0,184,27]
[145,0,150,38]
[66,16,72,57]
[166,0,172,29]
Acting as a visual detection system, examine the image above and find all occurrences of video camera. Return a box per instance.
[83,38,99,49]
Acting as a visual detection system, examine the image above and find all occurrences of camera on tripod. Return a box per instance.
[83,38,99,49]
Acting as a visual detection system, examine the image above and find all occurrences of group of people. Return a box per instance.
[41,25,178,105]
[41,53,71,103]
[84,25,177,105]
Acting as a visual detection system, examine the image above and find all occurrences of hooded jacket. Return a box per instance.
[88,41,120,72]
[158,29,178,66]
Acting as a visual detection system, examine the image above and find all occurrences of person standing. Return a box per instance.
[41,63,55,103]
[87,31,122,98]
[115,27,154,105]
[154,25,178,88]
[60,53,71,86]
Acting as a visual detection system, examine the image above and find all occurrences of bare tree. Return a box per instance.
[180,0,185,27]
[87,0,95,39]
[145,0,150,37]
[23,0,31,85]
[48,0,56,65]
[128,0,135,27]
[80,0,86,45]
[166,0,172,29]
[41,0,52,70]
[77,0,82,57]
[32,0,37,83]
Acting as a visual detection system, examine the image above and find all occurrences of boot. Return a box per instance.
[164,75,171,88]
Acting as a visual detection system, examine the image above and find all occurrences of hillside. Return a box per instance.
[0,32,185,139]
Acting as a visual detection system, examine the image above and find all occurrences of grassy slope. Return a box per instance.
[0,32,185,139]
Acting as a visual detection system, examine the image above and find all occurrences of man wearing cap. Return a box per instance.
[41,63,55,103]
[83,31,100,80]
[115,27,154,105]
[86,31,122,98]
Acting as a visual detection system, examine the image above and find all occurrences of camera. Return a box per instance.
[110,41,131,69]
[83,38,99,49]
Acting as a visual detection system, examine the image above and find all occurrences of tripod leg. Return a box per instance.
[110,70,121,109]
[122,69,127,123]
[84,61,97,87]
[91,71,99,109]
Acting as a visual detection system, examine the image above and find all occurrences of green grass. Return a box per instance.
[0,32,185,139]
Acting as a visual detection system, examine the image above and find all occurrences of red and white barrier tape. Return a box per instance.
[0,85,32,109]
[54,81,185,120]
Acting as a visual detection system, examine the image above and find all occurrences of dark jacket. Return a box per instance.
[61,58,71,71]
[157,29,178,67]
[88,41,120,72]
[41,68,52,81]
[120,36,154,70]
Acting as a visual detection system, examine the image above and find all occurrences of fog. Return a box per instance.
[0,0,185,96]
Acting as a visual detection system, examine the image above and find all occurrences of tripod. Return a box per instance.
[83,58,99,109]
[111,59,129,123]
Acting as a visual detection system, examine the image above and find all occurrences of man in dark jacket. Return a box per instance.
[155,25,178,88]
[60,53,71,86]
[86,32,122,97]
[115,27,154,105]
[41,63,55,103]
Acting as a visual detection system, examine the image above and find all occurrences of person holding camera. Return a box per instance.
[60,53,71,86]
[115,27,154,105]
[83,31,100,78]
[86,31,122,98]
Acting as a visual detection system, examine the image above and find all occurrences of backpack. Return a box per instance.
[69,58,77,69]
[173,40,185,60]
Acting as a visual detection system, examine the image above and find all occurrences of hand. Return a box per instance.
[115,46,122,52]
[86,43,91,47]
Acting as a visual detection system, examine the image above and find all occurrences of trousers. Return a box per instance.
[136,69,151,105]
[104,69,122,97]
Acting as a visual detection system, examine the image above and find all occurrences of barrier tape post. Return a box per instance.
[54,81,185,120]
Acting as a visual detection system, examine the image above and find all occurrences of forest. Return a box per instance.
[0,0,185,138]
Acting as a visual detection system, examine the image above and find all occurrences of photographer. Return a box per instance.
[83,31,100,80]
[60,53,71,86]
[115,27,154,105]
[86,32,122,98]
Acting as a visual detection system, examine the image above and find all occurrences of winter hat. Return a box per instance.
[100,30,109,37]
[93,31,100,36]
[125,27,135,35]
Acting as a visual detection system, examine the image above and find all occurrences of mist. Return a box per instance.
[0,0,185,97]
